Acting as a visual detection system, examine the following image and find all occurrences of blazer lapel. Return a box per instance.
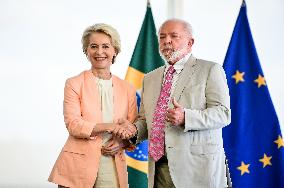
[112,76,120,123]
[172,55,197,103]
[85,70,102,123]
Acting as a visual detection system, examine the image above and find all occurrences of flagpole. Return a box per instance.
[167,0,184,18]
[242,0,246,7]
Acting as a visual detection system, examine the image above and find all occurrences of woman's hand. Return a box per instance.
[112,119,137,139]
[90,119,137,140]
[101,136,126,156]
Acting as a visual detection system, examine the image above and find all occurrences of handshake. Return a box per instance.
[110,119,137,140]
[90,118,137,140]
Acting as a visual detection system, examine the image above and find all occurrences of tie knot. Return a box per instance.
[167,65,175,75]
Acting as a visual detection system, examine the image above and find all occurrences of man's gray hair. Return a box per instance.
[158,18,194,38]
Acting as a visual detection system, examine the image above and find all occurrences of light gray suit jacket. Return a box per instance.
[135,55,231,188]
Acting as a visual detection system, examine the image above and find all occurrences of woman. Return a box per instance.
[48,23,137,188]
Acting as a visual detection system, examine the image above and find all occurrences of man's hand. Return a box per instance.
[112,118,137,139]
[101,136,124,156]
[166,98,185,126]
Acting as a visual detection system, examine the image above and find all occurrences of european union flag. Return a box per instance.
[223,1,284,187]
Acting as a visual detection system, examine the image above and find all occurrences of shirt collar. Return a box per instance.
[165,52,191,74]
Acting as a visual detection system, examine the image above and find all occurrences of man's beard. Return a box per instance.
[159,46,186,63]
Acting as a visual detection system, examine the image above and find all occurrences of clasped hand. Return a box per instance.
[101,136,126,156]
[111,118,137,139]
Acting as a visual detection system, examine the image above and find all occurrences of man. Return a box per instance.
[134,19,231,188]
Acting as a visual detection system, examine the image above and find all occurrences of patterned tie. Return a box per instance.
[149,65,176,161]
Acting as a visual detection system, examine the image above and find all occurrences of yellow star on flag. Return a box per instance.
[237,161,250,175]
[259,153,272,168]
[274,135,284,149]
[232,70,245,84]
[254,74,266,88]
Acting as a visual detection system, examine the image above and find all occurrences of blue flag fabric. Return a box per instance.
[223,2,284,188]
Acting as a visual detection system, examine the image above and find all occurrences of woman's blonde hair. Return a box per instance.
[81,23,121,63]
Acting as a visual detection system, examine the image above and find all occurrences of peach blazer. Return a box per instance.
[48,70,137,188]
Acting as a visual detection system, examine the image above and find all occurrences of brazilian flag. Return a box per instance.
[125,3,164,188]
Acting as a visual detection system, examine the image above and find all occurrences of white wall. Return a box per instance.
[0,0,283,187]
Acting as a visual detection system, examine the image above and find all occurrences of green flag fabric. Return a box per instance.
[125,3,164,188]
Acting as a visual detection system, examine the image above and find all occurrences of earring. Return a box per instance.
[86,55,91,61]
[112,55,116,64]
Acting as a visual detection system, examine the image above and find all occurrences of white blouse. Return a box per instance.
[94,77,119,188]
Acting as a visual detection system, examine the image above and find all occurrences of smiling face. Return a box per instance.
[86,32,116,71]
[159,20,194,64]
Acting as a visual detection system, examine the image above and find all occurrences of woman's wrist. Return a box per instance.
[105,123,115,133]
[91,123,115,136]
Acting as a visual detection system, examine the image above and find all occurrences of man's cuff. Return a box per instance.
[123,139,136,152]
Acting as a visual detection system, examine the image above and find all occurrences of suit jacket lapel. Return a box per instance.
[172,55,197,103]
[151,66,166,105]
